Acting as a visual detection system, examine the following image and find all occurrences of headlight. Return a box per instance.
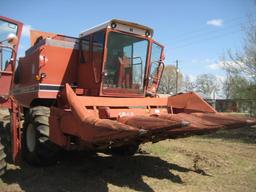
[111,23,117,29]
[145,31,150,36]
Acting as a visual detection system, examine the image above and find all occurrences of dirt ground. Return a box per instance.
[0,109,256,192]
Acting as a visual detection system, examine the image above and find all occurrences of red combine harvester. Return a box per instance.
[0,16,255,175]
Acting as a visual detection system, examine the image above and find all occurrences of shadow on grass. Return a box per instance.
[200,126,256,144]
[2,152,210,192]
[0,114,212,192]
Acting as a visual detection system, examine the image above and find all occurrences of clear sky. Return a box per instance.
[1,0,256,79]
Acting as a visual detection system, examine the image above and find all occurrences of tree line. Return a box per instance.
[158,67,220,99]
[158,17,256,114]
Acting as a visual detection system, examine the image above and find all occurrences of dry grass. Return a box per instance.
[0,109,256,192]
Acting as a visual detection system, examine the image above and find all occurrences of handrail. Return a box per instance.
[0,70,13,74]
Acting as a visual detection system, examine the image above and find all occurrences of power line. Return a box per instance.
[172,16,247,42]
[172,23,243,45]
[170,17,256,48]
[172,27,241,50]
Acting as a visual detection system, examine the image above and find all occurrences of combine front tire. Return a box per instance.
[22,106,59,166]
[0,141,7,176]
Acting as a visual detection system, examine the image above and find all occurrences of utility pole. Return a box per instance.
[212,88,216,109]
[175,60,179,94]
[0,43,2,71]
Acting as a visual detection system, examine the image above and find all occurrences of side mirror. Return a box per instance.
[7,33,18,46]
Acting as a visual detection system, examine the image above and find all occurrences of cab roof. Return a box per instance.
[79,19,154,38]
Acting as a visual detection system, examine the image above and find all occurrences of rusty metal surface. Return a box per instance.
[118,115,186,135]
[2,15,254,163]
[168,92,217,113]
[162,113,256,138]
[55,84,256,148]
[62,83,140,143]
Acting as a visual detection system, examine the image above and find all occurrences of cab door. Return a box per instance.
[147,41,164,96]
[0,16,23,103]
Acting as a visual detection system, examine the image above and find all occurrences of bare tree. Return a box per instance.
[195,74,218,98]
[182,75,196,92]
[222,16,256,99]
[158,65,183,94]
[221,16,256,115]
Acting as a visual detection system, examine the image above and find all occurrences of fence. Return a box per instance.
[206,99,256,116]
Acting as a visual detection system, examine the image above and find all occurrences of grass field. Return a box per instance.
[0,109,256,192]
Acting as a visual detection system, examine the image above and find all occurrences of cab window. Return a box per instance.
[92,31,105,82]
[0,19,18,70]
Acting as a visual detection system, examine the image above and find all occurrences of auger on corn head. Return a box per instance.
[0,16,255,175]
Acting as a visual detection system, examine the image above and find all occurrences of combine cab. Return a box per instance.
[0,16,255,175]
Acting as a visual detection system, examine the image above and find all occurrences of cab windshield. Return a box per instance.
[102,32,148,95]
